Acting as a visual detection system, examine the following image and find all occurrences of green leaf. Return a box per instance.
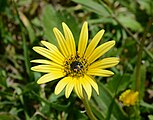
[19,11,36,44]
[137,0,153,15]
[0,113,18,120]
[106,74,131,95]
[41,5,79,45]
[118,15,143,32]
[91,83,128,120]
[72,0,110,17]
[31,90,70,111]
[41,5,59,45]
[148,115,153,120]
[140,101,153,110]
[0,70,7,87]
[91,105,105,119]
[22,29,33,80]
[88,18,115,24]
[58,11,80,45]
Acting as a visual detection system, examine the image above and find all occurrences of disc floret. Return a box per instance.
[64,53,88,77]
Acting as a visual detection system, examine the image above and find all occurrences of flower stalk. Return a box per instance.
[133,17,153,120]
[82,91,97,120]
[135,17,153,91]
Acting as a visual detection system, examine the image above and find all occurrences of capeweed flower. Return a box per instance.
[31,22,119,100]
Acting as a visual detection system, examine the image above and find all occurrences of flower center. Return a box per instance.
[70,61,83,72]
[64,53,88,77]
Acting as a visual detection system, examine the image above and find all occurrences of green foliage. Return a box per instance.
[91,83,128,120]
[0,0,153,119]
[42,5,79,45]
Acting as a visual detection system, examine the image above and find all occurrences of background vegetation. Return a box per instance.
[0,0,153,120]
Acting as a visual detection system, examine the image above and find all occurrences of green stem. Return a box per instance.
[135,48,142,91]
[82,92,97,120]
[135,17,153,91]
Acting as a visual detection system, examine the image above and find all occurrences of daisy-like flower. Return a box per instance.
[31,22,119,100]
[119,89,139,106]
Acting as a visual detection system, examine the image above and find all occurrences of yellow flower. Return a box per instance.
[31,22,119,100]
[119,89,139,106]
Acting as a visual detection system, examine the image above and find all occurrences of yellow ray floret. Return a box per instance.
[89,57,119,69]
[53,28,69,57]
[84,29,105,58]
[55,77,72,95]
[88,40,115,64]
[78,21,88,57]
[62,22,76,56]
[37,72,64,84]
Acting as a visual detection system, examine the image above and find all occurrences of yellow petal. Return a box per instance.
[31,65,63,73]
[65,77,74,98]
[85,75,99,95]
[87,69,114,77]
[84,29,105,58]
[78,21,88,57]
[30,59,59,65]
[74,78,83,99]
[62,22,76,56]
[54,77,71,95]
[88,40,115,64]
[89,57,119,69]
[30,59,52,64]
[33,47,52,59]
[53,28,69,57]
[37,73,64,84]
[41,41,64,60]
[33,47,64,65]
[80,76,92,100]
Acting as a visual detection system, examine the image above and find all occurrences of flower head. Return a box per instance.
[31,22,119,100]
[119,89,139,106]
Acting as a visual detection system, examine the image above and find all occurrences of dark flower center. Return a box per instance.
[63,53,89,77]
[70,61,83,72]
